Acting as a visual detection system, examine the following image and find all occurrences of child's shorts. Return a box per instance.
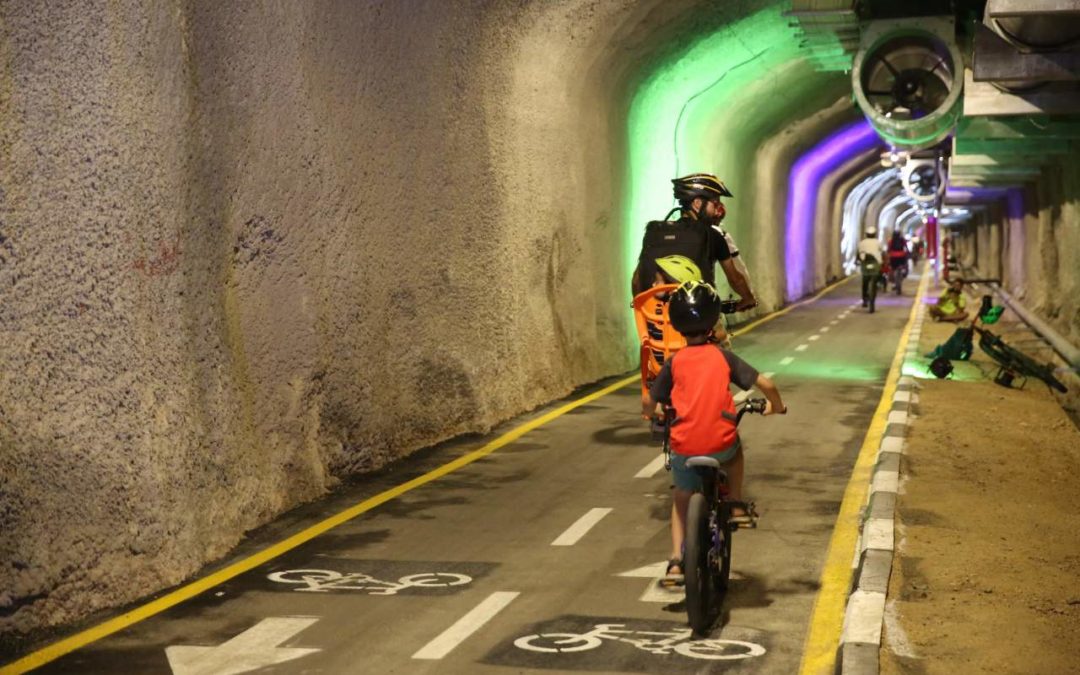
[670,440,741,492]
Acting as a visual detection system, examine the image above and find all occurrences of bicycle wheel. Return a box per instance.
[684,493,714,635]
[715,503,733,593]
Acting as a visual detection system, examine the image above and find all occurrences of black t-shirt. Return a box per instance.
[637,217,731,287]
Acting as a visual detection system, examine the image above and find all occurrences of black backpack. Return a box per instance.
[637,218,714,286]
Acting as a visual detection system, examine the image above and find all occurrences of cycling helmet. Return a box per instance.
[865,226,878,237]
[655,255,703,284]
[672,173,734,202]
[669,281,722,336]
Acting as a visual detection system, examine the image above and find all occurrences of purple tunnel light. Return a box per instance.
[785,119,882,300]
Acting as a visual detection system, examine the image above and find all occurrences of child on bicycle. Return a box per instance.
[641,281,786,581]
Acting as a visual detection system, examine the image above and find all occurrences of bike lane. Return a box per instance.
[6,276,917,675]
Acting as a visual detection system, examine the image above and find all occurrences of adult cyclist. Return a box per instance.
[631,173,757,319]
[887,229,909,295]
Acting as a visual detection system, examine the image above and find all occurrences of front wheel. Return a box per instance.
[684,493,714,635]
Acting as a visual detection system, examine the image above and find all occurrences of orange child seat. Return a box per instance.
[632,283,687,417]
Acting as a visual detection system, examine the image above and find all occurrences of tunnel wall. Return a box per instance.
[0,0,854,635]
[957,165,1080,349]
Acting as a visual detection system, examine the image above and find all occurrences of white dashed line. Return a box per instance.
[829,320,839,326]
[763,371,775,379]
[795,344,808,352]
[634,454,666,479]
[820,326,831,333]
[412,592,520,659]
[808,335,821,341]
[551,508,613,546]
[779,356,795,366]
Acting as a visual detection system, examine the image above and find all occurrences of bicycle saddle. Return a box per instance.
[685,457,721,469]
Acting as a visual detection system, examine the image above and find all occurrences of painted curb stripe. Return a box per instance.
[798,270,929,675]
[2,276,860,674]
[841,590,886,645]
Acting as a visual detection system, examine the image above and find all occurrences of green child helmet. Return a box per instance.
[669,281,722,336]
[655,255,703,285]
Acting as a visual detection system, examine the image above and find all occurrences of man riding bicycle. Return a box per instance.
[631,173,758,333]
[857,226,884,313]
[887,229,909,294]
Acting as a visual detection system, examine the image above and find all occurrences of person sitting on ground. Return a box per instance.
[929,277,969,322]
[640,281,786,582]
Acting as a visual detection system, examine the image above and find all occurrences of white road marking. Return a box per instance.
[618,561,669,578]
[820,326,830,333]
[634,454,666,479]
[166,617,320,675]
[779,356,795,366]
[763,371,775,379]
[829,320,839,326]
[795,344,808,352]
[551,508,613,546]
[412,592,520,660]
[808,335,820,341]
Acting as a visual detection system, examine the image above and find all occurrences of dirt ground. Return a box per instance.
[879,284,1080,675]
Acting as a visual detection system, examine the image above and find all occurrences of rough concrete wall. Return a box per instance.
[962,164,1080,349]
[710,60,849,311]
[753,97,860,305]
[817,151,879,284]
[0,0,857,636]
[0,0,680,634]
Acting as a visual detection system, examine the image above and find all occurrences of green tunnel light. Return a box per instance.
[622,3,805,355]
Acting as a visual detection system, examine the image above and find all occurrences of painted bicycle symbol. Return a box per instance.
[513,623,766,660]
[266,569,473,595]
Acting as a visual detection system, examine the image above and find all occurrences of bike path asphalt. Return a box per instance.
[16,277,917,675]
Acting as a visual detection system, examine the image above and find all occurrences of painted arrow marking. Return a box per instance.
[618,562,681,603]
[166,617,320,675]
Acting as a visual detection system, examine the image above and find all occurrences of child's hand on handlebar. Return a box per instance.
[764,400,787,416]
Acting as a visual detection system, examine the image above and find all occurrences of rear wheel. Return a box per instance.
[715,503,733,594]
[684,493,714,635]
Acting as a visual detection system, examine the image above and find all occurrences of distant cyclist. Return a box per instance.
[857,226,884,313]
[887,229,909,295]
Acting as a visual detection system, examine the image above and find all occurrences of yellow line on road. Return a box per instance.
[798,268,929,675]
[2,275,855,674]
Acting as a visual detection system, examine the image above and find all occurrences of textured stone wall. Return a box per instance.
[0,0,852,635]
[0,0,636,634]
[957,164,1080,349]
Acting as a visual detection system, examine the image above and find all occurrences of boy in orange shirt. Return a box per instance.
[642,281,786,579]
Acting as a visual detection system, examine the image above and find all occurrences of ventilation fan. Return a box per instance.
[852,18,964,149]
[901,159,945,203]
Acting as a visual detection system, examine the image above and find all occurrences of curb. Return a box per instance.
[838,299,927,674]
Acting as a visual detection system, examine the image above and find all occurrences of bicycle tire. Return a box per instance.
[716,502,733,593]
[684,493,714,635]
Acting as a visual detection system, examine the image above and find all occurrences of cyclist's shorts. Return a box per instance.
[670,440,740,492]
